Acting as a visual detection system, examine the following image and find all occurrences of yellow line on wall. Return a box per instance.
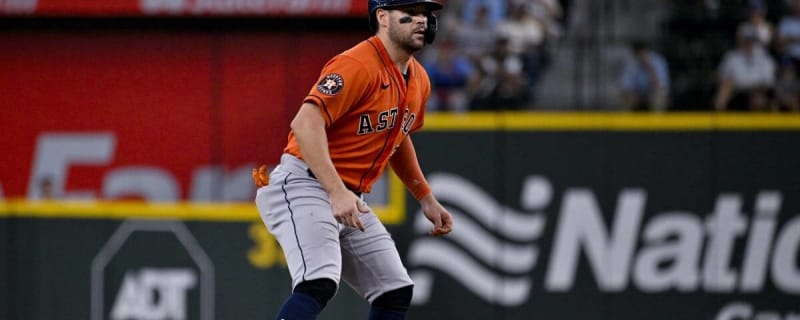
[0,199,259,222]
[423,112,800,131]
[0,198,404,224]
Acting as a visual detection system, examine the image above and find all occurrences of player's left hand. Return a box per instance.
[419,194,453,236]
[252,165,269,188]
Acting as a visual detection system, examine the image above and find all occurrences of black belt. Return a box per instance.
[307,168,362,197]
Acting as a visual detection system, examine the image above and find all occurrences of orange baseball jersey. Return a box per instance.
[284,36,430,193]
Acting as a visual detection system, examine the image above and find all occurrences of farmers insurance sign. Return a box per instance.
[0,30,360,202]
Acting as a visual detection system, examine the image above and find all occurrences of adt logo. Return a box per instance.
[91,220,214,320]
[110,268,197,319]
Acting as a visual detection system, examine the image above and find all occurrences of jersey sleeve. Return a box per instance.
[389,136,432,200]
[304,55,372,127]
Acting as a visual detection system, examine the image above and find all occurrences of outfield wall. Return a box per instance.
[0,30,365,203]
[2,113,799,320]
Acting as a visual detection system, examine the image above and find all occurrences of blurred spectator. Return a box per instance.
[461,0,506,27]
[424,38,476,112]
[469,37,530,110]
[495,3,550,105]
[619,41,671,111]
[454,5,497,61]
[495,3,547,56]
[714,26,777,111]
[778,0,800,72]
[525,0,565,40]
[772,60,800,111]
[738,0,774,48]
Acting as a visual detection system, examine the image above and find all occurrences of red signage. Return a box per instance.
[1,0,369,16]
[0,31,364,201]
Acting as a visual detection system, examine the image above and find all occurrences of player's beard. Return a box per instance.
[388,22,424,53]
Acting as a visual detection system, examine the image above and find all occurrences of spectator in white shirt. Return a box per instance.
[714,26,777,111]
[738,0,774,48]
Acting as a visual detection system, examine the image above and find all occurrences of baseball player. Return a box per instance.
[252,0,453,319]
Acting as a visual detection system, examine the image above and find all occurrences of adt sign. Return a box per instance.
[91,220,214,320]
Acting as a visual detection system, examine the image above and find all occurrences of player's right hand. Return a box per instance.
[252,165,269,188]
[330,188,368,232]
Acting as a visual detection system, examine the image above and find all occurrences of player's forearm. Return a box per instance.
[389,136,432,200]
[418,193,439,211]
[291,104,349,194]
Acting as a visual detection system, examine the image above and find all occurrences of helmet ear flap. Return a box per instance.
[424,13,438,44]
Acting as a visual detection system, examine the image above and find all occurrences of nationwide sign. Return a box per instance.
[0,0,368,16]
[407,173,800,320]
[398,114,800,319]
